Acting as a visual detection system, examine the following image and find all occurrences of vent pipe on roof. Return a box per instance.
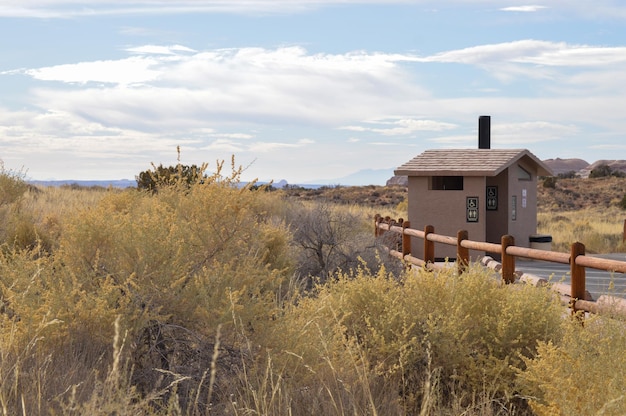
[478,115,491,149]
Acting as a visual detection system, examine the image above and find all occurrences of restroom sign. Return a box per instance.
[466,196,479,222]
[486,186,498,210]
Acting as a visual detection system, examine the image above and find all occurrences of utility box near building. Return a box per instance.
[394,116,553,260]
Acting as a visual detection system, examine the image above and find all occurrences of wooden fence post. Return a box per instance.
[623,219,626,243]
[390,219,401,252]
[457,230,469,275]
[402,221,411,258]
[424,225,435,265]
[570,242,586,315]
[374,214,381,237]
[501,235,515,284]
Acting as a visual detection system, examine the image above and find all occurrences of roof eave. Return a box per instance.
[394,148,555,177]
[394,169,498,177]
[517,150,554,177]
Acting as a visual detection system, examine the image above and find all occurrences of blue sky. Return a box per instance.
[1,1,626,184]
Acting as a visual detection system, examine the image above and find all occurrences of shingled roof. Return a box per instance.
[395,149,553,177]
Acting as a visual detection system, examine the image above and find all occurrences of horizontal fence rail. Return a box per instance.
[374,214,626,318]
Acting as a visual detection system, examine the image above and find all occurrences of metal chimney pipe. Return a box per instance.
[478,115,491,149]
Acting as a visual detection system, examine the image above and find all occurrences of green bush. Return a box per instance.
[542,176,557,189]
[588,164,626,179]
[136,162,206,192]
[589,164,614,178]
[135,149,245,193]
[557,170,578,179]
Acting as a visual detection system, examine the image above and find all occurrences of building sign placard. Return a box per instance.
[486,186,498,210]
[511,195,517,221]
[466,196,479,222]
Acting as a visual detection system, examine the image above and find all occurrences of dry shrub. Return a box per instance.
[0,164,50,251]
[283,200,403,286]
[0,168,295,413]
[0,162,27,207]
[518,314,626,415]
[0,243,138,414]
[254,264,564,415]
[54,181,291,409]
[4,169,626,415]
[58,180,291,331]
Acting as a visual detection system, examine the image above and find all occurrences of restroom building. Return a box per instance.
[394,116,553,260]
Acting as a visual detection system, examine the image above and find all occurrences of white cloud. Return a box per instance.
[5,38,626,181]
[426,121,576,148]
[341,118,457,136]
[199,136,314,155]
[589,143,626,150]
[11,39,626,102]
[429,134,475,146]
[421,39,626,69]
[7,43,623,145]
[500,5,547,12]
[14,46,428,131]
[202,139,245,152]
[512,45,626,67]
[418,40,626,87]
[23,56,162,85]
[491,121,578,145]
[0,0,393,18]
[248,138,314,153]
[211,133,255,140]
[0,105,199,179]
[2,1,626,20]
[125,44,197,55]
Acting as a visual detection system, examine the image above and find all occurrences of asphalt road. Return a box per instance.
[516,253,626,300]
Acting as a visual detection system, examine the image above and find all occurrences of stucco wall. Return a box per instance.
[506,158,539,248]
[407,161,540,262]
[408,176,486,261]
[485,172,509,245]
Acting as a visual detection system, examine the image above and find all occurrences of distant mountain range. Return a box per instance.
[28,168,397,189]
[306,168,395,187]
[29,179,137,188]
[387,158,626,186]
[541,158,626,178]
[542,158,590,175]
[27,159,626,190]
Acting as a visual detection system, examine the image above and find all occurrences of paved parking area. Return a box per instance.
[515,253,626,300]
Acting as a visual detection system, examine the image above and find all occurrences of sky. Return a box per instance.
[1,1,626,185]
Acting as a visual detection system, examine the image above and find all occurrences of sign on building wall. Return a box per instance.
[466,196,479,222]
[486,186,498,210]
[511,195,517,220]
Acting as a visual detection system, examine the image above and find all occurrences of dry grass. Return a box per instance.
[281,184,407,209]
[538,176,626,212]
[538,207,626,253]
[0,168,625,415]
[537,176,626,253]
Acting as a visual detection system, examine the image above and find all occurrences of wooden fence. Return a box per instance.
[374,214,626,318]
